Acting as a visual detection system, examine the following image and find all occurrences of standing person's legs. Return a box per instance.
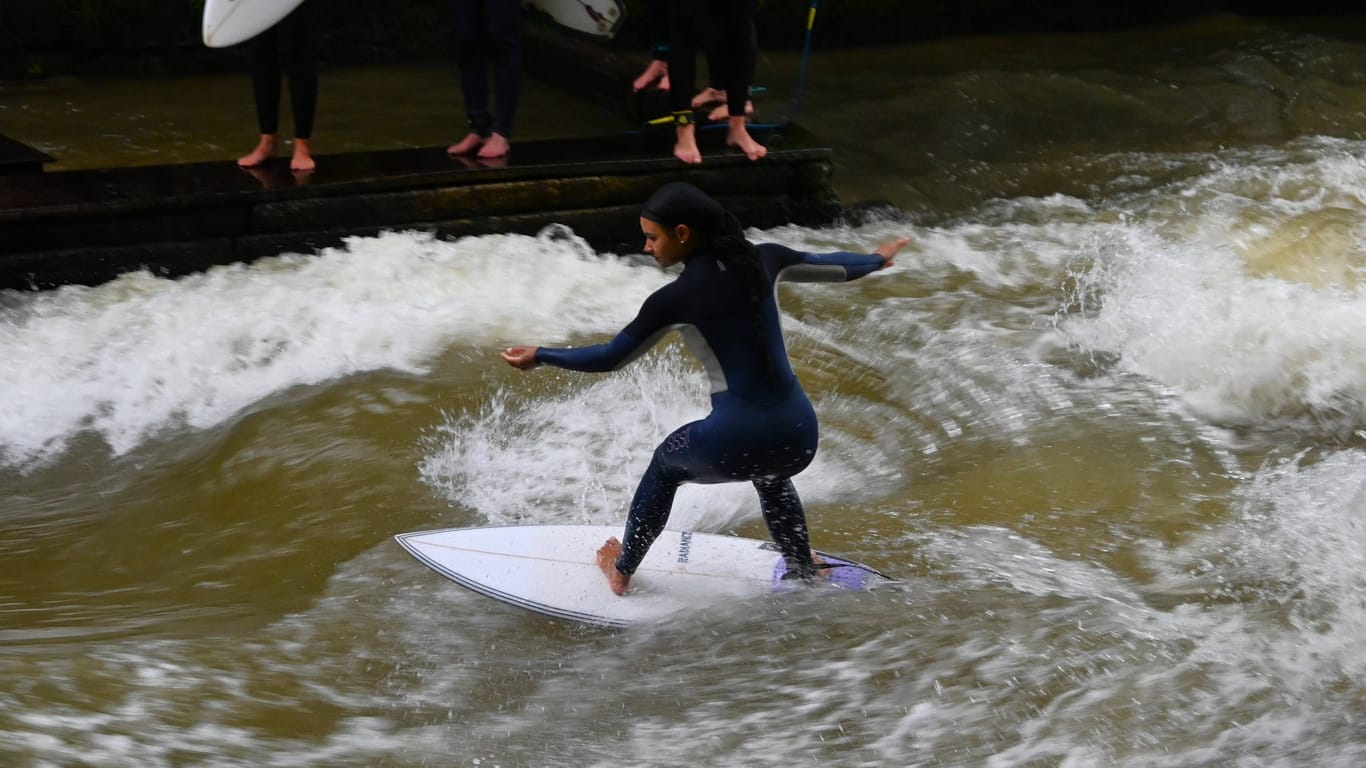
[666,0,702,163]
[280,2,317,171]
[238,25,283,167]
[692,30,726,110]
[479,0,521,158]
[448,0,494,155]
[701,10,756,121]
[710,0,764,160]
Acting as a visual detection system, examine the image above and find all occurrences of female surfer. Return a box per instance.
[501,182,910,596]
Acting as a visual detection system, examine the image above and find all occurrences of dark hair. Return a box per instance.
[641,182,762,283]
[642,182,777,383]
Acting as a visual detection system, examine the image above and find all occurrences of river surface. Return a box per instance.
[4,13,1366,767]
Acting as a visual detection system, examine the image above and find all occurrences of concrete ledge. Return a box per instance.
[0,124,839,291]
[0,133,54,175]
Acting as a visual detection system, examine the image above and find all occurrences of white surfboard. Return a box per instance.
[524,0,627,40]
[203,0,307,48]
[395,524,892,627]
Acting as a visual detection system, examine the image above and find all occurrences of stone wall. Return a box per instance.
[0,130,840,290]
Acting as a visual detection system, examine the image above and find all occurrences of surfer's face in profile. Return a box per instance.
[640,217,696,268]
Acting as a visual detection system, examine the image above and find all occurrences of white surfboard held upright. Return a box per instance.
[203,0,307,48]
[395,524,891,627]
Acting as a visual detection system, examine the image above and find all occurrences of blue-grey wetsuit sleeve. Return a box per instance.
[535,290,677,372]
[762,243,886,283]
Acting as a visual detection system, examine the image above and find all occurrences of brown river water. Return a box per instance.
[4,12,1366,767]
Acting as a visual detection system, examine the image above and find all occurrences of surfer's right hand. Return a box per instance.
[501,346,540,370]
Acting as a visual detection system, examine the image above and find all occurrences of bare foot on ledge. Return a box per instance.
[447,132,485,156]
[237,135,277,168]
[726,119,767,161]
[477,132,510,159]
[633,59,669,92]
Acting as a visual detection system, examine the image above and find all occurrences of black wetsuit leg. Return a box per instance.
[615,389,819,576]
[754,477,815,575]
[248,23,284,135]
[671,0,754,117]
[616,427,692,574]
[616,437,817,577]
[282,3,317,139]
[486,0,521,138]
[707,0,757,118]
[450,0,492,136]
[449,0,521,138]
[665,0,703,116]
[249,2,317,139]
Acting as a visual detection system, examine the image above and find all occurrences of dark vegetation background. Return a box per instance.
[0,0,1361,79]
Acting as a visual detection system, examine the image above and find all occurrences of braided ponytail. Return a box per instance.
[709,210,778,385]
[710,209,761,281]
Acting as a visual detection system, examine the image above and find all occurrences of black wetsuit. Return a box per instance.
[535,243,885,575]
[248,1,317,139]
[666,0,757,120]
[449,0,522,139]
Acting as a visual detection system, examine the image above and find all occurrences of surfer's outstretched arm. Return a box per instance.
[501,287,680,373]
[500,328,659,373]
[762,236,911,284]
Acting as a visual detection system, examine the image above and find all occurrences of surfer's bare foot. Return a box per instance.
[477,132,510,159]
[708,100,754,122]
[633,60,669,92]
[785,553,832,582]
[237,135,276,168]
[692,86,726,108]
[290,138,315,173]
[727,118,766,161]
[674,124,702,165]
[812,553,831,579]
[447,132,484,156]
[597,537,631,596]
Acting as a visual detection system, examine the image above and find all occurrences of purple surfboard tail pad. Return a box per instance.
[771,552,894,590]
